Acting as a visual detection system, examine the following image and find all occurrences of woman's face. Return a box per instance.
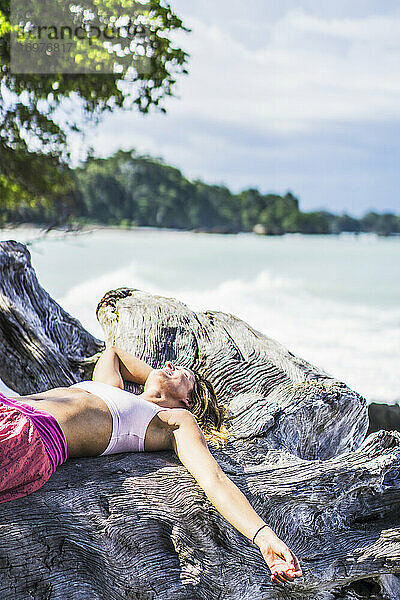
[145,362,195,408]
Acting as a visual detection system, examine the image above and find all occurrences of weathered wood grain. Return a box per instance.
[0,239,399,599]
[0,240,104,393]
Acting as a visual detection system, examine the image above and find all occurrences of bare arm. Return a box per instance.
[92,346,153,388]
[159,409,302,584]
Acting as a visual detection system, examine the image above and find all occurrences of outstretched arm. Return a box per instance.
[159,409,302,585]
[92,346,153,388]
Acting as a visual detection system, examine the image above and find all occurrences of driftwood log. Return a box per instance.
[0,239,399,600]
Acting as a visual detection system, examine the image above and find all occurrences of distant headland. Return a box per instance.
[1,149,399,236]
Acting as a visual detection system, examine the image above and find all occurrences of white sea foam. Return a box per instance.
[60,260,400,405]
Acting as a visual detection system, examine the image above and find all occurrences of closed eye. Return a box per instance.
[178,367,190,379]
[178,367,194,384]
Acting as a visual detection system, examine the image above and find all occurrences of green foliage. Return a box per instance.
[0,0,190,219]
[333,214,361,233]
[72,152,400,235]
[360,212,400,235]
[2,148,399,235]
[282,211,331,234]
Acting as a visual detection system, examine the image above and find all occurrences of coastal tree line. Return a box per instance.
[1,149,399,235]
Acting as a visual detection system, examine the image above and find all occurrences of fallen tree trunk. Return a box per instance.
[0,239,399,600]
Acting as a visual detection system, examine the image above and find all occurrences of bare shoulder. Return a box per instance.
[144,408,196,452]
[156,408,196,427]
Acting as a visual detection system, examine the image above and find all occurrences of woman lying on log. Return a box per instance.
[0,346,302,585]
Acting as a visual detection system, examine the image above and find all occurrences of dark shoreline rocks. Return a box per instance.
[368,401,400,436]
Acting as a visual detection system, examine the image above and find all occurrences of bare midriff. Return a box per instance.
[12,387,113,458]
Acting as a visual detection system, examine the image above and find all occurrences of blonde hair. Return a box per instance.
[189,372,231,449]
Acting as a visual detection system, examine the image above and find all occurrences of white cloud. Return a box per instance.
[71,8,400,156]
[294,12,400,43]
[67,6,400,214]
[167,10,400,130]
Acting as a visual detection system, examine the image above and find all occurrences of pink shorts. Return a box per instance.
[0,403,53,504]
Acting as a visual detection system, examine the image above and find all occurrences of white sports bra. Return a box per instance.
[70,381,168,454]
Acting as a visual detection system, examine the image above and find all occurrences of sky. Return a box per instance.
[68,0,400,216]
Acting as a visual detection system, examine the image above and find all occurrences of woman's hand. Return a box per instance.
[254,526,302,584]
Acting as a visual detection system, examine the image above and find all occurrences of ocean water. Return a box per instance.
[1,227,399,404]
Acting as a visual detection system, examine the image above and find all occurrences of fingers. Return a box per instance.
[271,568,295,583]
[270,556,303,585]
[271,571,292,584]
